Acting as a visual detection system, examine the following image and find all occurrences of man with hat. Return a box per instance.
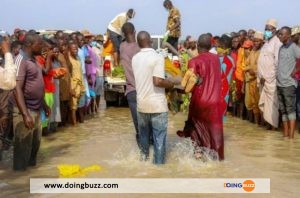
[244,31,264,125]
[81,30,93,38]
[258,19,282,129]
[81,30,99,114]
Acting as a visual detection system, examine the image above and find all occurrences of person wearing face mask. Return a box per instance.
[107,9,135,67]
[163,0,181,52]
[257,19,282,130]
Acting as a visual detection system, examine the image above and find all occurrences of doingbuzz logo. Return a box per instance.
[224,180,255,192]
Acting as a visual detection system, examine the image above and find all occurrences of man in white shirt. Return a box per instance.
[132,31,178,164]
[0,36,17,90]
[107,9,135,66]
[257,19,282,129]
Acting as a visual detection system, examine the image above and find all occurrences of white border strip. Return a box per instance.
[30,178,270,194]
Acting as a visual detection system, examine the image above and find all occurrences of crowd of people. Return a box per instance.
[176,21,300,161]
[1,0,300,170]
[0,29,111,170]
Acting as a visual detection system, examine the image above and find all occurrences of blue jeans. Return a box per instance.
[126,91,139,146]
[137,112,168,164]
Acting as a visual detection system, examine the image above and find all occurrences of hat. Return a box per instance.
[81,30,94,37]
[253,31,264,40]
[266,19,278,29]
[242,40,254,48]
[292,26,300,36]
[95,34,104,41]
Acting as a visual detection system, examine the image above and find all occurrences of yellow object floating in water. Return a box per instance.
[57,164,102,178]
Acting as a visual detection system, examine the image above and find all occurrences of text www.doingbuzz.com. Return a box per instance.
[44,182,119,190]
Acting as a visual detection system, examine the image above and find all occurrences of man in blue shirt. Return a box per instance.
[277,26,300,139]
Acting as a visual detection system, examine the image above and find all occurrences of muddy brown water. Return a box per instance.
[0,106,299,198]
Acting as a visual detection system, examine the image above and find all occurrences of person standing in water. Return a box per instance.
[132,31,179,164]
[120,22,140,147]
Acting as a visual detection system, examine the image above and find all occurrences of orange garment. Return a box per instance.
[102,39,114,57]
[245,50,260,114]
[235,47,246,82]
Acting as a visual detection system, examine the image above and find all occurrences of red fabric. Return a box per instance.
[36,56,55,93]
[220,56,234,116]
[230,51,238,65]
[178,52,224,160]
[230,51,238,81]
[230,51,243,101]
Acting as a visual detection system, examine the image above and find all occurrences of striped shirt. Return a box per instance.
[277,42,300,87]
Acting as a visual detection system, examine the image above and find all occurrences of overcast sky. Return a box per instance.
[1,0,299,38]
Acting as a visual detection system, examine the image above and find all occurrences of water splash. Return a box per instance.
[105,137,220,175]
